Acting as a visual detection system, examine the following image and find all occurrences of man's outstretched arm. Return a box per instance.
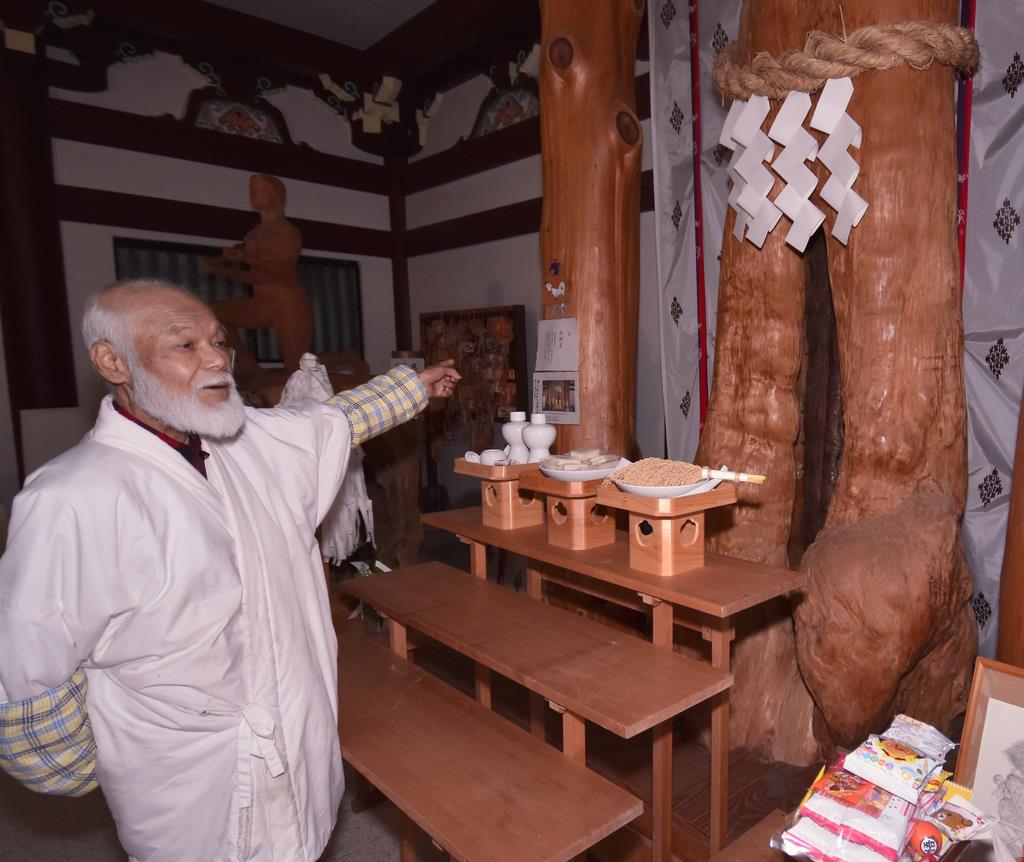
[326,360,460,446]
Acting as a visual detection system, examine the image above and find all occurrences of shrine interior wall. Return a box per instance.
[0,54,398,514]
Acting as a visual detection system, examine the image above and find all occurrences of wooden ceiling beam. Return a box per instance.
[0,0,377,81]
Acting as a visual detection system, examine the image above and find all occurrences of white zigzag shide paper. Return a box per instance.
[767,91,826,252]
[809,77,869,245]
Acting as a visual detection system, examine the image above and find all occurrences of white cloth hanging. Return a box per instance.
[278,354,375,563]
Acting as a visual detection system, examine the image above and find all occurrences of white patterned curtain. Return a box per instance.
[649,0,742,460]
[961,0,1024,657]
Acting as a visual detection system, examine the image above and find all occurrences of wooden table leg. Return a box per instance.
[526,567,547,739]
[703,620,736,854]
[400,811,418,862]
[526,567,543,598]
[561,710,586,765]
[466,539,493,709]
[389,618,408,659]
[468,539,487,579]
[474,664,492,709]
[649,598,674,862]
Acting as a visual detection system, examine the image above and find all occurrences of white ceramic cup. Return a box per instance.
[480,449,505,466]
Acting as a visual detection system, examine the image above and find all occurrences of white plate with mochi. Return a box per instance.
[539,450,631,482]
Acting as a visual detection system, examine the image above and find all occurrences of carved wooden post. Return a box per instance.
[538,0,644,456]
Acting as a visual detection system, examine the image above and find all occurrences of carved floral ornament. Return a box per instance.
[712,21,980,253]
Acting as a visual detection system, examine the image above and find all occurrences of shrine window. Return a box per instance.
[113,238,363,365]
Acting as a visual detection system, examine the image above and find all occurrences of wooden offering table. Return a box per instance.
[337,618,643,861]
[422,497,805,862]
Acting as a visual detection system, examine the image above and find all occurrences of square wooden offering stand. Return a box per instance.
[453,457,544,530]
[594,482,738,576]
[517,464,616,550]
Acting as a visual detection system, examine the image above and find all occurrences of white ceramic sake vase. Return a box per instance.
[502,411,530,464]
[523,413,557,463]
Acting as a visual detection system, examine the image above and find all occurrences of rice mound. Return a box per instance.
[604,457,703,488]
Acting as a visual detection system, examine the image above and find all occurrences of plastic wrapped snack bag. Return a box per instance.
[782,763,916,861]
[903,796,993,861]
[844,736,942,803]
[781,818,893,862]
[881,715,956,764]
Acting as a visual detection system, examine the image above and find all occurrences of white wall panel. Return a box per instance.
[406,156,541,228]
[52,139,391,230]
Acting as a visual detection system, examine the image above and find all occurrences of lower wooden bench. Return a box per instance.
[337,620,643,862]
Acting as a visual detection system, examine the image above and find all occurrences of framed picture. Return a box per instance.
[419,305,528,456]
[956,657,1024,861]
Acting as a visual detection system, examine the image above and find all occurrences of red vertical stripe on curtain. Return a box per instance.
[688,0,710,433]
[957,0,978,291]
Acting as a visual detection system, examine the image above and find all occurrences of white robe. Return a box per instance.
[0,395,352,861]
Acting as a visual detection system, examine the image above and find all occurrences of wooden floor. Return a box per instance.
[410,638,817,861]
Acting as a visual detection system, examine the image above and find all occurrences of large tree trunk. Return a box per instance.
[694,0,830,766]
[538,0,643,456]
[794,0,976,748]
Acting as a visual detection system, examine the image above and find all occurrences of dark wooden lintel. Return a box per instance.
[55,186,393,259]
[48,100,389,196]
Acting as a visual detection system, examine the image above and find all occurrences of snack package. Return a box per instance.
[881,715,956,763]
[795,764,915,861]
[844,736,942,803]
[924,797,992,842]
[781,817,892,862]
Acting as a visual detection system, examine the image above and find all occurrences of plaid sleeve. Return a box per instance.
[0,668,97,796]
[326,364,429,446]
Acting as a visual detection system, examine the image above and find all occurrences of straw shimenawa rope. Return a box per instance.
[713,20,980,101]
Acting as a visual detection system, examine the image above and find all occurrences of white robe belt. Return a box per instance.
[236,704,286,810]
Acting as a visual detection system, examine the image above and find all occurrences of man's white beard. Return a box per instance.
[129,362,247,440]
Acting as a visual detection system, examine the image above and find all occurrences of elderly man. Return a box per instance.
[0,280,459,862]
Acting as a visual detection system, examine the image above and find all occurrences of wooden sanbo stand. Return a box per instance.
[518,465,615,550]
[454,458,544,530]
[594,483,738,577]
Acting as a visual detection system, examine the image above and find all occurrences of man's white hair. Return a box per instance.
[81,279,197,358]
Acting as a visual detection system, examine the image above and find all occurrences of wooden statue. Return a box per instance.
[205,174,313,375]
[703,0,977,758]
[537,0,643,457]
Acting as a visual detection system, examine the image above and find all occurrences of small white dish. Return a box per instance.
[464,451,481,464]
[539,457,632,483]
[613,477,721,498]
